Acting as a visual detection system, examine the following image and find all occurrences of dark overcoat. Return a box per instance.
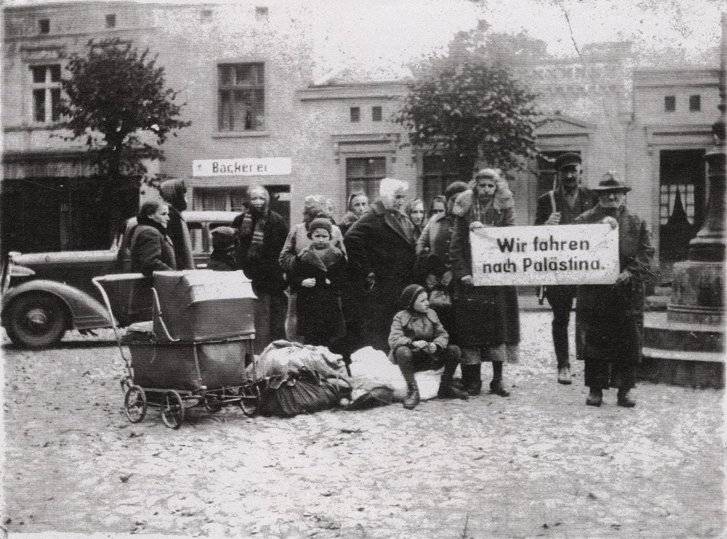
[130,223,177,277]
[289,247,347,346]
[128,219,177,321]
[449,190,520,349]
[574,205,655,389]
[233,209,288,294]
[344,201,417,352]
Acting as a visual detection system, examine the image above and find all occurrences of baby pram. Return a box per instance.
[93,270,261,429]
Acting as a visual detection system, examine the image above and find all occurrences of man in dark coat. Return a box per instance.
[574,173,654,408]
[159,179,195,270]
[534,152,595,385]
[233,184,288,350]
[344,177,417,353]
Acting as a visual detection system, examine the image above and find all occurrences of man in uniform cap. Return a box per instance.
[534,152,595,385]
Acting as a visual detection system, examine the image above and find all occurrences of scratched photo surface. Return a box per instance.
[2,0,725,537]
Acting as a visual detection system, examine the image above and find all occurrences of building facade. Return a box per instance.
[3,1,722,274]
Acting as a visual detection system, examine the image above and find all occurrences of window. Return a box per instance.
[349,107,360,122]
[664,95,676,112]
[422,155,461,204]
[38,19,50,34]
[200,9,213,22]
[372,106,382,122]
[346,157,386,200]
[105,14,116,28]
[217,63,265,132]
[689,95,701,112]
[255,6,269,20]
[30,64,61,123]
[660,184,695,225]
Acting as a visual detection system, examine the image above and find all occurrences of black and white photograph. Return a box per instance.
[1,0,725,536]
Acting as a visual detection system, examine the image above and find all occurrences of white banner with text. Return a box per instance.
[469,223,619,286]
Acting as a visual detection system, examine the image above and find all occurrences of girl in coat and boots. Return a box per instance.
[388,284,468,409]
[449,169,521,397]
[288,218,347,349]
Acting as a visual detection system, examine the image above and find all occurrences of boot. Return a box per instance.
[490,361,510,397]
[462,364,482,396]
[557,366,572,385]
[489,379,510,397]
[586,387,603,407]
[438,353,468,400]
[403,379,420,410]
[617,388,636,408]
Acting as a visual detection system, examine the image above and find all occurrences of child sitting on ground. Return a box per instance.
[388,284,468,409]
[289,218,347,349]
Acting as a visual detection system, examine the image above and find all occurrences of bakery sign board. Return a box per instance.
[192,157,292,177]
[469,223,619,286]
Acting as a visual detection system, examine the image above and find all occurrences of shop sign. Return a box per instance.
[193,158,291,177]
[470,223,619,286]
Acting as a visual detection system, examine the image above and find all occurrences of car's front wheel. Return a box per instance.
[5,293,67,348]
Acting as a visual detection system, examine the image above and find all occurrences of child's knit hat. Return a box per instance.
[307,217,333,237]
[399,284,426,310]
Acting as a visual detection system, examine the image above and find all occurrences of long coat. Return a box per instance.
[289,247,347,346]
[128,221,177,321]
[449,190,520,349]
[130,223,177,277]
[574,205,655,389]
[233,209,288,295]
[344,201,417,352]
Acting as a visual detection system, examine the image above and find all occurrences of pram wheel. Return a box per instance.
[203,395,222,413]
[238,383,260,417]
[123,385,147,423]
[161,390,184,429]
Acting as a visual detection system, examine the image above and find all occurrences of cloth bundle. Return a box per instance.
[252,340,351,417]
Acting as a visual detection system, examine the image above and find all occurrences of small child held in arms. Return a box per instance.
[289,217,347,349]
[388,284,468,409]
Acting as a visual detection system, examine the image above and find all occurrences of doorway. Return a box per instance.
[658,149,706,270]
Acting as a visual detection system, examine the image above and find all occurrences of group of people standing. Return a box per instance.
[129,153,654,410]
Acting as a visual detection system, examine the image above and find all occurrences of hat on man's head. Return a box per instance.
[474,168,501,180]
[399,284,426,311]
[592,171,631,193]
[555,152,582,171]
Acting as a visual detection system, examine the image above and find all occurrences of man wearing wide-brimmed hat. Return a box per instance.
[573,172,655,408]
[534,152,595,385]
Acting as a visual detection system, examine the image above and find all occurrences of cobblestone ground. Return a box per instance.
[2,311,724,537]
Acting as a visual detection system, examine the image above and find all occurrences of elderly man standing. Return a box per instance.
[344,177,417,353]
[534,153,594,385]
[233,184,288,350]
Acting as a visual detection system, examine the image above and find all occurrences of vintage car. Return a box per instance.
[1,210,239,348]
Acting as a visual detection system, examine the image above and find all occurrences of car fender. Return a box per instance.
[2,279,111,330]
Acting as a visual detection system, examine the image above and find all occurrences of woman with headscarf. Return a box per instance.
[339,192,369,236]
[415,182,469,332]
[575,173,655,408]
[128,200,176,320]
[405,199,426,241]
[158,179,195,270]
[449,168,520,397]
[279,194,346,342]
[233,184,288,350]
